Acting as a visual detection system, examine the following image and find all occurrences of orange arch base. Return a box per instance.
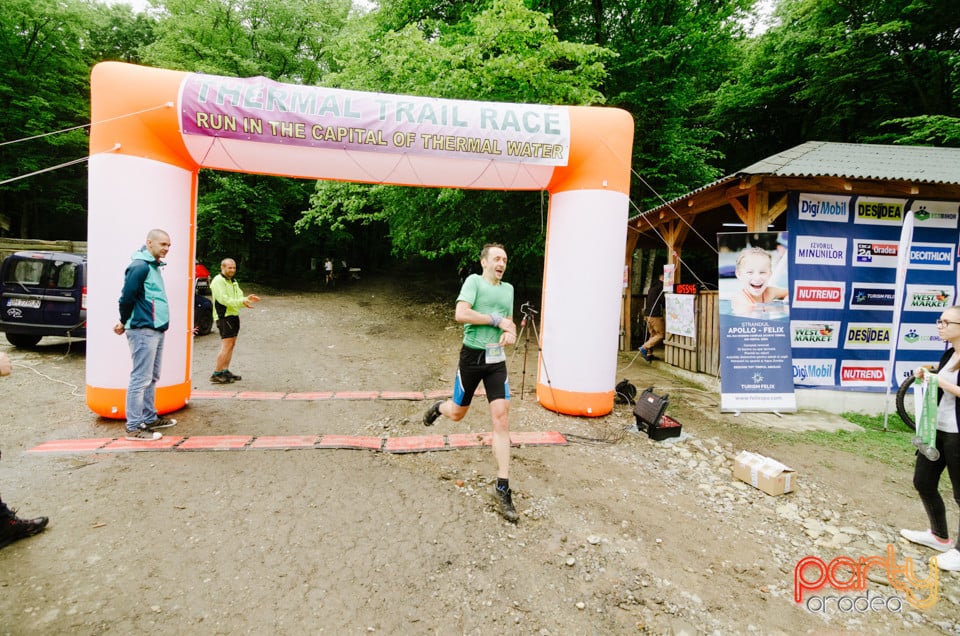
[87,383,191,420]
[536,383,614,417]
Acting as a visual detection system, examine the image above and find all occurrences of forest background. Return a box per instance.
[1,0,958,287]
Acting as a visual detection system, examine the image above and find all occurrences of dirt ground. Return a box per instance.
[2,271,960,635]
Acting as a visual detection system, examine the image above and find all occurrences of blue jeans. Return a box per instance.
[913,430,960,545]
[125,328,164,431]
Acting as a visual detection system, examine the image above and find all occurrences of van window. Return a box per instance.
[2,259,79,289]
[52,262,78,288]
[7,260,44,286]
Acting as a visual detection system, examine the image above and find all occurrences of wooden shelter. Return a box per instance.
[623,141,960,374]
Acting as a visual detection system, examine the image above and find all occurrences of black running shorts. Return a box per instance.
[217,315,240,339]
[453,345,510,406]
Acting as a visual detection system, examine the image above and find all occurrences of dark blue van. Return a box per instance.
[0,251,87,347]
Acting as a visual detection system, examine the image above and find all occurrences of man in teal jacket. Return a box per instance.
[113,229,177,441]
[210,258,261,384]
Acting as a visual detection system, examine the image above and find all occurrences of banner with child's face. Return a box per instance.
[718,232,796,412]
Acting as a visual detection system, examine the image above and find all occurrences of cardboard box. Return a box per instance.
[733,451,796,496]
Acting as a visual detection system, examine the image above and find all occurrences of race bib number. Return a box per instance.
[485,343,506,364]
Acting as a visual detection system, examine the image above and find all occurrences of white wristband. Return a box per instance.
[490,313,503,328]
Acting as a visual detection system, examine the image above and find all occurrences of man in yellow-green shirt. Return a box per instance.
[210,258,261,384]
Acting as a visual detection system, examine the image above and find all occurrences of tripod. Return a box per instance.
[512,301,552,400]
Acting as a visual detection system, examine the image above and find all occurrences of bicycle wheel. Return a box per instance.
[895,374,917,431]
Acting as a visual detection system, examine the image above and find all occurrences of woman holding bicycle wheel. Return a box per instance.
[901,306,960,571]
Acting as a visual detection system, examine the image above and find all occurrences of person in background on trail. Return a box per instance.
[0,352,49,549]
[210,258,260,384]
[324,257,334,285]
[729,247,788,318]
[639,273,665,363]
[113,229,177,441]
[422,243,520,522]
[900,306,960,571]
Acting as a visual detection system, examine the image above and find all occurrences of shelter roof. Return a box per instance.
[738,141,960,185]
[632,141,960,221]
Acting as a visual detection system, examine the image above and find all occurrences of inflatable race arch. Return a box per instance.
[87,62,634,419]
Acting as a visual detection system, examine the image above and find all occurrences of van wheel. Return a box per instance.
[196,313,213,336]
[6,333,42,348]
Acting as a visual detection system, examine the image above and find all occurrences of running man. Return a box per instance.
[423,243,519,522]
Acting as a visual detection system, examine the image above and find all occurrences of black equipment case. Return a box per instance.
[632,387,682,441]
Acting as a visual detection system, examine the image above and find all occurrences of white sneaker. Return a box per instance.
[900,528,952,552]
[935,549,960,571]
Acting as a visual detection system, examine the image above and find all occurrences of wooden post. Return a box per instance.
[622,230,640,350]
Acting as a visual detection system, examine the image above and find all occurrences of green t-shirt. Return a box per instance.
[457,274,514,350]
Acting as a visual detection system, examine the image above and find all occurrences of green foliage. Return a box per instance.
[3,0,959,282]
[529,0,752,207]
[327,0,610,104]
[142,0,353,275]
[0,0,156,238]
[0,0,103,237]
[142,0,351,82]
[374,0,487,30]
[299,180,549,280]
[300,0,612,273]
[881,115,960,146]
[85,3,156,64]
[197,171,317,278]
[712,0,960,171]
